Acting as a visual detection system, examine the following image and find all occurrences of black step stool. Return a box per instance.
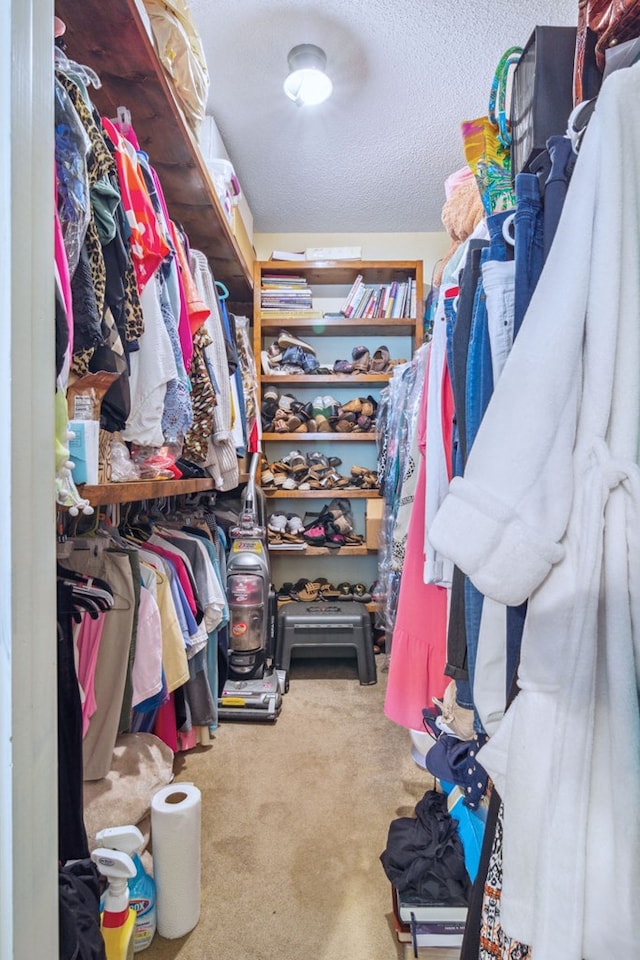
[276,601,377,685]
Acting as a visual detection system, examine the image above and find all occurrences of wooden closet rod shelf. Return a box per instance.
[80,477,218,505]
[261,374,392,385]
[55,0,253,302]
[262,432,376,442]
[264,489,380,500]
[259,318,417,337]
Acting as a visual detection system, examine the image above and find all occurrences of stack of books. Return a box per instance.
[260,274,318,317]
[340,276,417,319]
[392,886,467,955]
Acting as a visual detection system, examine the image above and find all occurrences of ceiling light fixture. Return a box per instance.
[283,44,333,107]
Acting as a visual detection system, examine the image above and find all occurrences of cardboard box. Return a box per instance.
[366,498,384,549]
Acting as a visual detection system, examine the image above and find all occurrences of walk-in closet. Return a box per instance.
[3,1,639,959]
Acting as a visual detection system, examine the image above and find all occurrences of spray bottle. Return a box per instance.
[91,848,137,960]
[96,825,157,952]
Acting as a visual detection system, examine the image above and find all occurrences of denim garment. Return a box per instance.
[482,259,515,385]
[462,211,514,725]
[514,172,544,337]
[444,291,459,479]
[451,240,488,467]
[543,135,576,259]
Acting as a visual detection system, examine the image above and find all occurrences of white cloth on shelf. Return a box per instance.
[429,64,640,960]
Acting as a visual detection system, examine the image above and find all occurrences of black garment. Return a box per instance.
[460,784,502,960]
[57,582,90,863]
[542,135,576,259]
[55,281,69,379]
[59,859,106,960]
[445,566,468,681]
[380,789,470,904]
[70,242,103,358]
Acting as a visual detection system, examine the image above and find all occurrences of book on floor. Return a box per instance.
[395,887,468,923]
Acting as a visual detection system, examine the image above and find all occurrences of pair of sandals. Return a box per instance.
[351,345,404,374]
[267,512,305,543]
[283,578,343,602]
[335,582,372,603]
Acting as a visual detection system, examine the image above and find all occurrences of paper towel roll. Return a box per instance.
[151,782,201,938]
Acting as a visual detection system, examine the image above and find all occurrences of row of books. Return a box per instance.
[392,886,467,951]
[340,275,417,319]
[261,274,314,312]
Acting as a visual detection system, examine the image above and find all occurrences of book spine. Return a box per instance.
[347,283,369,319]
[385,280,398,318]
[341,274,363,315]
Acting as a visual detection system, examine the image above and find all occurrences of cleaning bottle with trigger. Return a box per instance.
[95,825,157,952]
[91,847,137,960]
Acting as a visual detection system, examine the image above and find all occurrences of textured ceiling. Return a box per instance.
[189,0,578,233]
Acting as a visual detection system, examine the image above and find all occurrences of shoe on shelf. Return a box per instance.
[370,345,391,372]
[352,583,372,603]
[268,512,288,534]
[351,345,371,372]
[333,359,353,374]
[303,523,326,547]
[277,330,316,355]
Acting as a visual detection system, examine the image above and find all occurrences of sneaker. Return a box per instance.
[268,512,288,534]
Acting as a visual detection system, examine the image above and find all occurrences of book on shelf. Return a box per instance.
[341,274,364,315]
[345,282,369,319]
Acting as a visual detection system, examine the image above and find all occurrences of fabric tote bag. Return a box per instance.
[461,46,522,215]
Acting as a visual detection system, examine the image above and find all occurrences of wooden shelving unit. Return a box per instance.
[56,0,253,306]
[255,258,423,590]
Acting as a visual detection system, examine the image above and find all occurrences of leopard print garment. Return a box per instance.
[182,325,217,462]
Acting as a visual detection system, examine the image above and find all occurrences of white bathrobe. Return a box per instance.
[429,64,640,960]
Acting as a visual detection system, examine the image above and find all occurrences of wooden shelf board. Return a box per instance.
[260,317,416,337]
[262,432,376,442]
[261,374,391,384]
[56,0,253,303]
[258,260,421,285]
[80,478,216,505]
[263,489,380,499]
[268,545,374,556]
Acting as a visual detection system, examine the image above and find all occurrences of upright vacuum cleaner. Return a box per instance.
[218,452,288,721]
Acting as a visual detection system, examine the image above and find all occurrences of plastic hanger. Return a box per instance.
[502,213,515,247]
[54,46,102,90]
[215,281,229,301]
[567,98,597,154]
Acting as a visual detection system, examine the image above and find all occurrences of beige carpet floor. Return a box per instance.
[145,655,435,960]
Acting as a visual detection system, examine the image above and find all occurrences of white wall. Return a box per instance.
[1,1,58,958]
[254,231,450,282]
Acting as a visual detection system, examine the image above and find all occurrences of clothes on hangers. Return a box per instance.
[430,61,640,960]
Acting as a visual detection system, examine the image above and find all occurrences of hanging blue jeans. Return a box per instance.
[463,210,513,726]
[514,172,544,337]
